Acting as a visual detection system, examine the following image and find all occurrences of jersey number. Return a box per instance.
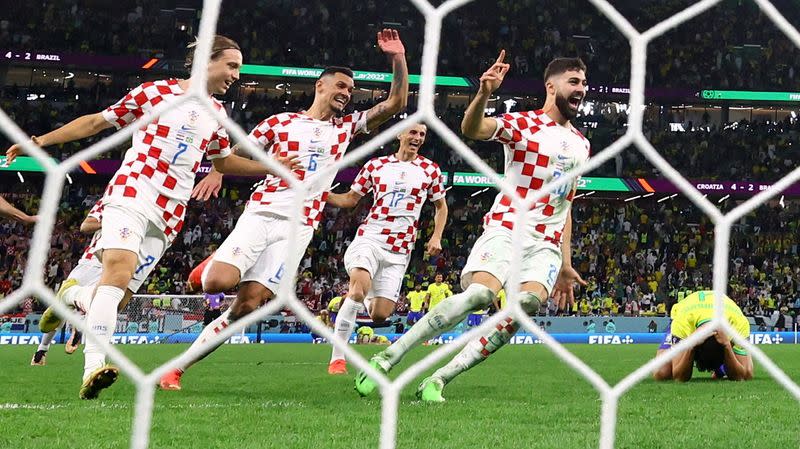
[308,153,320,172]
[172,142,188,164]
[135,255,156,275]
[551,170,569,198]
[388,191,406,207]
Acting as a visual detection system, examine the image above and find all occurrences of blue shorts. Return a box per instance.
[467,314,485,327]
[407,311,423,322]
[658,322,679,350]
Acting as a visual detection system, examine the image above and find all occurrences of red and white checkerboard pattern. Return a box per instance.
[78,198,105,262]
[352,154,445,254]
[100,79,231,238]
[483,109,590,247]
[245,111,369,228]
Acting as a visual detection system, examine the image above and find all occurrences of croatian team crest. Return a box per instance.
[119,227,131,240]
[232,247,243,257]
[479,251,492,263]
[188,110,199,126]
[313,127,322,138]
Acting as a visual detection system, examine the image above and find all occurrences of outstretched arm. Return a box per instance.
[211,150,299,177]
[461,50,510,140]
[366,29,409,131]
[5,113,113,164]
[327,190,363,209]
[0,195,36,225]
[79,217,101,234]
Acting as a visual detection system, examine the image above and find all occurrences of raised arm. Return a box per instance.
[366,29,409,131]
[461,50,510,140]
[5,113,113,164]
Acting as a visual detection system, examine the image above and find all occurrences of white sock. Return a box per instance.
[63,284,96,313]
[38,330,56,351]
[433,317,519,384]
[182,309,232,371]
[330,297,362,363]
[82,285,124,380]
[383,284,494,367]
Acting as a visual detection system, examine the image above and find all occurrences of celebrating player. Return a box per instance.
[159,29,410,391]
[7,35,292,399]
[326,123,448,375]
[653,290,753,381]
[31,201,104,366]
[355,52,590,401]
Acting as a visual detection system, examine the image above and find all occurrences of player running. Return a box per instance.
[31,200,104,365]
[159,29,410,391]
[326,123,448,375]
[653,290,753,381]
[7,35,291,399]
[355,52,590,401]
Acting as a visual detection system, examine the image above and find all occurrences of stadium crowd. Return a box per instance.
[2,179,800,326]
[2,1,799,90]
[2,82,800,182]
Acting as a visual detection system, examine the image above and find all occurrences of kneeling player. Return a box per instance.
[326,123,448,375]
[653,290,753,382]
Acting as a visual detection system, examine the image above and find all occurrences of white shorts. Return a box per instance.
[213,212,314,292]
[95,204,171,292]
[461,227,562,296]
[343,237,409,302]
[67,260,103,287]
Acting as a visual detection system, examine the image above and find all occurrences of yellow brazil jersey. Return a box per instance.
[372,334,390,344]
[356,326,374,338]
[427,283,453,310]
[670,291,750,355]
[327,296,343,313]
[407,291,427,312]
[497,289,507,309]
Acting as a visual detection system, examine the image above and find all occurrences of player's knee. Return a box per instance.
[348,289,366,303]
[463,283,494,310]
[518,292,542,316]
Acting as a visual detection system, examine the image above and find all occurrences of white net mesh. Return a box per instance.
[3,0,800,448]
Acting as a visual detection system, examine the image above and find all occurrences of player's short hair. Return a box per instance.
[184,35,241,69]
[318,66,354,80]
[543,57,587,81]
[693,336,725,372]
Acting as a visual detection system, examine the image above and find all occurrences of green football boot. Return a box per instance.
[40,278,79,333]
[354,352,392,397]
[416,376,446,403]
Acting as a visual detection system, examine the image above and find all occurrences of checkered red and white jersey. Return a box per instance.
[483,110,590,247]
[100,79,231,238]
[79,198,105,263]
[352,154,445,254]
[245,111,368,228]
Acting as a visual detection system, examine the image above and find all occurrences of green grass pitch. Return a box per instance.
[0,344,798,449]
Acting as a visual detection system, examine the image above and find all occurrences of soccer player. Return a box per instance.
[159,29,410,391]
[0,195,37,225]
[326,122,448,375]
[31,201,104,366]
[653,290,753,381]
[425,273,452,311]
[405,284,426,326]
[7,35,291,399]
[355,52,590,401]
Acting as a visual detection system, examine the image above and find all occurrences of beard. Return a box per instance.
[555,92,579,120]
